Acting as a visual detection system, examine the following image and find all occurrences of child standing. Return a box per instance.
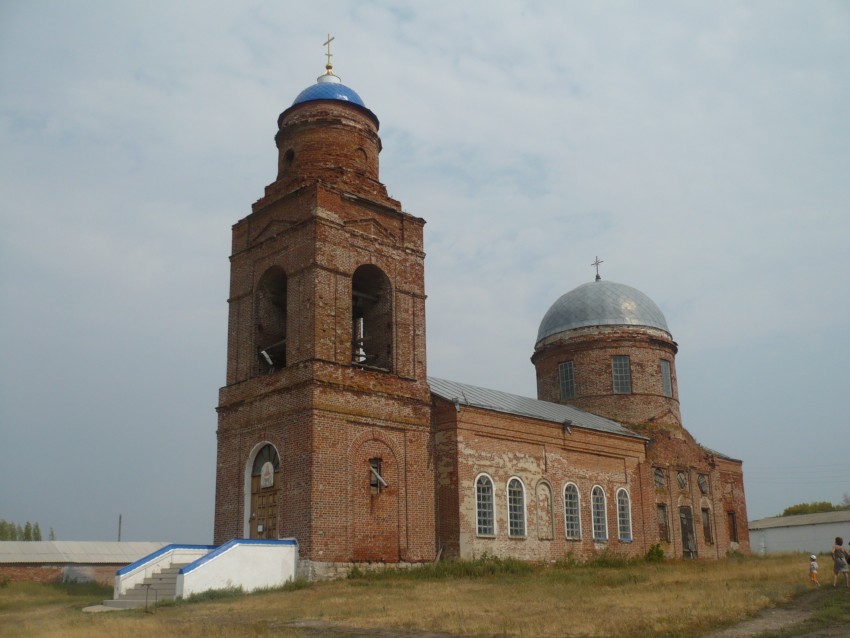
[810,554,820,586]
[832,537,850,588]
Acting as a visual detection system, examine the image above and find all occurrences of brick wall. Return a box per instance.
[533,325,682,427]
[434,398,649,562]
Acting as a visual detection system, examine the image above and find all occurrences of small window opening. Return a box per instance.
[612,355,631,394]
[654,467,666,488]
[558,361,576,400]
[369,458,387,494]
[661,359,673,397]
[657,504,670,542]
[697,474,710,495]
[727,511,739,543]
[676,471,689,490]
[701,508,714,544]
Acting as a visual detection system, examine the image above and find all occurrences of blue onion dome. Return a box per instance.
[536,279,670,346]
[292,69,366,107]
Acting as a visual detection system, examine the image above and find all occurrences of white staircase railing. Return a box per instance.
[114,544,214,599]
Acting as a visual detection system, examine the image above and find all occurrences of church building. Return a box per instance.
[213,57,750,579]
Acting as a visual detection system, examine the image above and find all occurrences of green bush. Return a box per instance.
[645,544,665,562]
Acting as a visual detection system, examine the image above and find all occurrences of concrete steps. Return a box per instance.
[102,563,190,609]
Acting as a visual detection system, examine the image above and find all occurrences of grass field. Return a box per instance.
[1,553,849,637]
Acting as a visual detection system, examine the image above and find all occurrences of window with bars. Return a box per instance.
[564,483,581,539]
[654,467,666,488]
[475,475,495,536]
[701,508,713,544]
[660,359,673,397]
[558,361,576,400]
[612,355,631,394]
[507,478,526,538]
[591,486,607,541]
[657,504,670,542]
[617,489,632,542]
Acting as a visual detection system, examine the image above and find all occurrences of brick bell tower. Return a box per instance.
[214,55,435,576]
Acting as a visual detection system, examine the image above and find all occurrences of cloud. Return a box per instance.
[1,1,848,539]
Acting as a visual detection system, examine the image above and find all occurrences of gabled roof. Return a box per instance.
[748,510,850,530]
[0,541,169,565]
[428,377,645,440]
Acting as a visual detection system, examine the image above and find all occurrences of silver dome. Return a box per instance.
[536,280,670,345]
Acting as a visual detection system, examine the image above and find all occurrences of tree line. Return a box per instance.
[0,519,55,541]
[782,494,850,516]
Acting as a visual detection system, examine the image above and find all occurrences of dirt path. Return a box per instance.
[703,588,850,638]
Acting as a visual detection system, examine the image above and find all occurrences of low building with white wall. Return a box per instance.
[749,511,850,555]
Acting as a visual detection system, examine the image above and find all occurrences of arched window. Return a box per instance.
[701,506,713,544]
[616,488,632,542]
[564,483,581,539]
[255,267,287,374]
[507,478,526,538]
[351,265,393,372]
[475,474,495,536]
[252,444,280,477]
[591,486,607,542]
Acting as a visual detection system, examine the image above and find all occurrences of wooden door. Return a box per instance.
[679,506,697,559]
[250,445,280,539]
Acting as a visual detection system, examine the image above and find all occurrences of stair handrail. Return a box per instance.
[114,544,214,598]
[176,538,299,598]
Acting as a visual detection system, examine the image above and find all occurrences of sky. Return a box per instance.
[1,1,848,544]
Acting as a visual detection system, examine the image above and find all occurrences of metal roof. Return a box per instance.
[428,377,645,440]
[0,541,169,565]
[748,510,850,530]
[536,280,670,346]
[292,72,366,108]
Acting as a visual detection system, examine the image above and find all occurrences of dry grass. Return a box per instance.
[0,553,819,637]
